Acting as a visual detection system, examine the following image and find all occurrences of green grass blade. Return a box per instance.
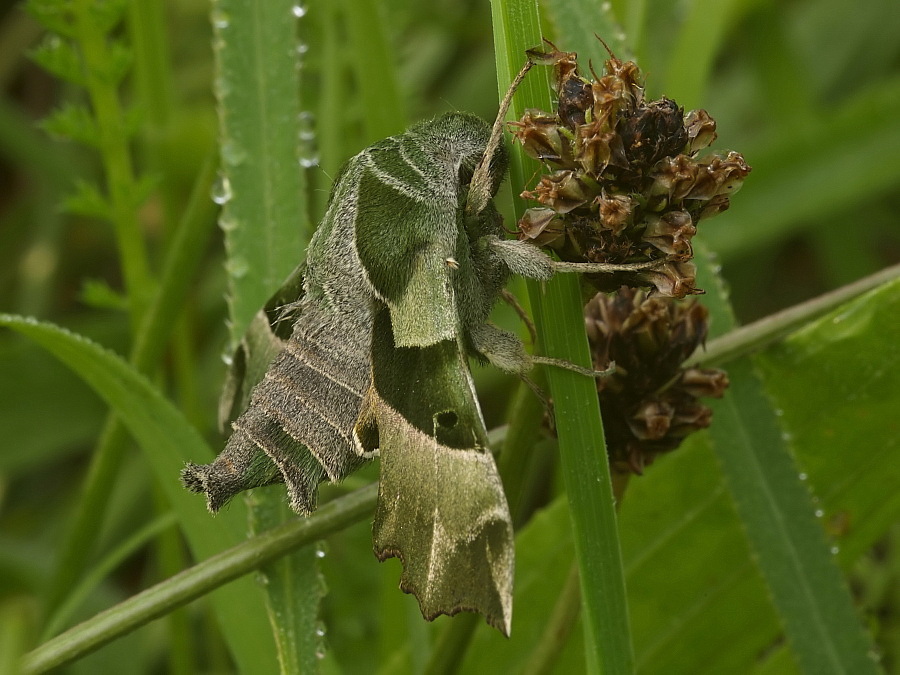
[212,0,326,666]
[0,315,277,673]
[247,494,324,674]
[707,359,878,674]
[694,247,880,672]
[489,1,634,671]
[212,0,310,350]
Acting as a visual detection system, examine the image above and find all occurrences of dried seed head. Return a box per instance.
[584,287,729,473]
[512,41,750,297]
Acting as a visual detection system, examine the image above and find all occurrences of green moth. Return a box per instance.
[183,64,646,635]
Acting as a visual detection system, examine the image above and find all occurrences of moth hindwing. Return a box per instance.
[183,110,562,635]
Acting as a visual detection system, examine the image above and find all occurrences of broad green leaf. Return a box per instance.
[0,315,277,673]
[756,278,900,564]
[542,0,628,61]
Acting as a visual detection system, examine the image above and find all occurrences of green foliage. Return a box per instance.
[1,0,898,673]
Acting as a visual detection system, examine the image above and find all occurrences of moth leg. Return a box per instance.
[551,258,668,274]
[500,289,537,344]
[517,371,555,425]
[487,237,555,280]
[532,355,616,379]
[468,322,532,374]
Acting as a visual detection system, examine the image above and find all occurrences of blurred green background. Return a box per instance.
[1,0,898,672]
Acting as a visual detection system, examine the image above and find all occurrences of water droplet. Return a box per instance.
[211,173,232,204]
[292,4,307,18]
[219,214,238,232]
[221,351,234,366]
[226,256,249,279]
[781,431,793,442]
[830,546,840,555]
[211,8,230,29]
[798,472,808,481]
[299,155,319,168]
[221,140,247,167]
[296,42,309,56]
[815,509,824,518]
[316,549,326,558]
[774,408,784,417]
[315,627,325,637]
[256,572,270,586]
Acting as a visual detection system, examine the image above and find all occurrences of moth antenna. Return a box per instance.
[466,59,534,218]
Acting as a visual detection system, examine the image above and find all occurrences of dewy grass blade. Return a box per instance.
[213,0,310,350]
[213,0,327,669]
[489,1,635,672]
[707,359,878,674]
[692,251,879,673]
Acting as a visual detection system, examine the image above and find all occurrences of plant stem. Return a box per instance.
[691,262,900,368]
[423,613,480,675]
[73,0,154,328]
[522,562,582,675]
[22,484,378,674]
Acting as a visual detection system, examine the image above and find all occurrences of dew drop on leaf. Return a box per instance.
[211,173,232,205]
[211,8,230,29]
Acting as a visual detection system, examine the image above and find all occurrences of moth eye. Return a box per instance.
[435,411,458,429]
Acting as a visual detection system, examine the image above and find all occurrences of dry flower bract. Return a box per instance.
[512,42,751,298]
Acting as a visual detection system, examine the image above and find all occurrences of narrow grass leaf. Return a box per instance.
[707,358,878,674]
[490,1,635,671]
[341,0,407,143]
[212,0,310,350]
[695,237,879,673]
